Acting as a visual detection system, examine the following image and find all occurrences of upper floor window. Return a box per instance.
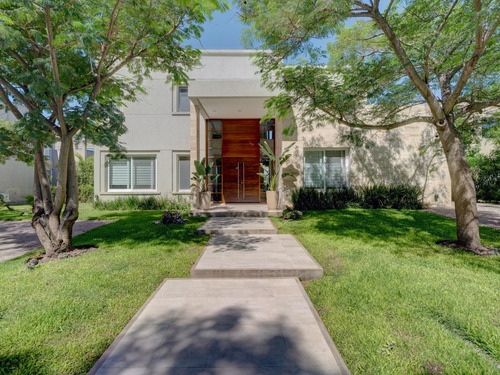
[304,149,348,189]
[177,86,190,112]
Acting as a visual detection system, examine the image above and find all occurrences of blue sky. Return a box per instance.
[191,1,391,51]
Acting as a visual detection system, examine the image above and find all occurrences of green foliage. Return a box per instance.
[24,194,34,207]
[191,157,219,192]
[258,141,295,191]
[468,149,500,202]
[282,207,303,220]
[292,184,423,210]
[238,0,500,141]
[271,210,500,374]
[93,196,190,212]
[0,0,228,174]
[161,210,184,225]
[76,155,94,203]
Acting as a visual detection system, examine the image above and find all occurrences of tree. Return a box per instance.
[238,0,500,254]
[0,0,226,257]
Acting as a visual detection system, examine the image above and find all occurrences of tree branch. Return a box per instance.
[0,85,24,120]
[443,0,499,114]
[45,5,67,133]
[370,9,444,120]
[455,95,500,118]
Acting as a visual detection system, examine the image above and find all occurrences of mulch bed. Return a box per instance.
[436,240,499,256]
[26,245,98,265]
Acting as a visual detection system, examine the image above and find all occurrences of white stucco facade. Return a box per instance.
[94,50,453,207]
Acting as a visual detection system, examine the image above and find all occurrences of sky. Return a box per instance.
[190,1,391,52]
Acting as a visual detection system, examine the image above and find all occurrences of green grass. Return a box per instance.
[0,210,208,374]
[271,210,500,375]
[0,203,153,221]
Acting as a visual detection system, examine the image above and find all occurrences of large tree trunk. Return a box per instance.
[32,139,79,257]
[437,117,484,253]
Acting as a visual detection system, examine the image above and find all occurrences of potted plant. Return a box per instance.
[191,158,220,210]
[258,141,295,210]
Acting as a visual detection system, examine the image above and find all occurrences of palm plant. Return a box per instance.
[258,141,295,191]
[191,158,220,192]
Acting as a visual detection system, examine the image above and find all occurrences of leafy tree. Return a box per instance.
[0,0,226,256]
[239,0,500,253]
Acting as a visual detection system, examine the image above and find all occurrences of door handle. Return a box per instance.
[242,162,245,199]
[237,162,240,198]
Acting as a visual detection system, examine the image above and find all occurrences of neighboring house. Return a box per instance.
[0,110,93,204]
[94,50,452,207]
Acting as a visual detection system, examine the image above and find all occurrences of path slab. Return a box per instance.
[197,217,278,235]
[89,278,349,375]
[191,234,323,280]
[191,203,281,217]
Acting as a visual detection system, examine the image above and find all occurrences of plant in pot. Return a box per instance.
[191,158,220,210]
[258,141,295,210]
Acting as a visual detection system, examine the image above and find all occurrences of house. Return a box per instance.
[93,50,452,208]
[0,109,94,204]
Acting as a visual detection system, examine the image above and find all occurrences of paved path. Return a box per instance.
[90,216,349,375]
[425,203,500,230]
[0,220,113,263]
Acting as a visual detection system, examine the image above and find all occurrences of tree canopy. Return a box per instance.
[239,0,500,253]
[0,0,227,255]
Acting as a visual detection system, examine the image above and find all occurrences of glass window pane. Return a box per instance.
[208,120,222,131]
[304,151,324,188]
[325,150,346,188]
[177,86,190,112]
[109,159,130,189]
[133,157,155,190]
[178,156,190,191]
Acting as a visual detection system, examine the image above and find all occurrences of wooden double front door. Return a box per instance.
[222,119,261,203]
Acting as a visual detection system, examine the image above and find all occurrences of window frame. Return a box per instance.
[303,148,350,190]
[175,153,191,193]
[107,155,158,192]
[173,85,190,114]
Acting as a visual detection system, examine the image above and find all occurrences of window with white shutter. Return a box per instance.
[108,156,156,191]
[304,150,348,189]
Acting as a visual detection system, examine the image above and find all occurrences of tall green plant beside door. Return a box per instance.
[258,141,295,210]
[191,158,219,210]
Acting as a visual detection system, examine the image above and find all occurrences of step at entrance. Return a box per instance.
[191,234,324,280]
[196,217,278,235]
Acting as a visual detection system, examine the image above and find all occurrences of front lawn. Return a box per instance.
[0,203,125,221]
[0,210,208,374]
[272,210,500,375]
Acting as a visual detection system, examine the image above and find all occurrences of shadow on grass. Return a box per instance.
[290,209,500,272]
[73,211,209,251]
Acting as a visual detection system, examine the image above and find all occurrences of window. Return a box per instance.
[177,155,190,191]
[177,86,190,112]
[108,156,156,191]
[304,150,348,189]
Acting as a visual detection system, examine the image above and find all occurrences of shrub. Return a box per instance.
[94,196,190,212]
[468,149,500,202]
[76,155,94,203]
[161,211,186,225]
[24,194,34,207]
[291,184,423,210]
[79,185,94,203]
[282,207,303,220]
[291,187,359,210]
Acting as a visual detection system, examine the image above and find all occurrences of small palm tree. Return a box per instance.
[258,141,295,191]
[191,158,219,192]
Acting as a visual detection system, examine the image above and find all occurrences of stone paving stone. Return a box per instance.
[90,278,349,375]
[197,217,278,235]
[191,234,323,280]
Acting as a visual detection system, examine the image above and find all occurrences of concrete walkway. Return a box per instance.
[90,216,348,375]
[0,220,113,263]
[425,203,500,230]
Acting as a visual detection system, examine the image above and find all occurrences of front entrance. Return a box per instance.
[222,119,260,203]
[206,119,275,203]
